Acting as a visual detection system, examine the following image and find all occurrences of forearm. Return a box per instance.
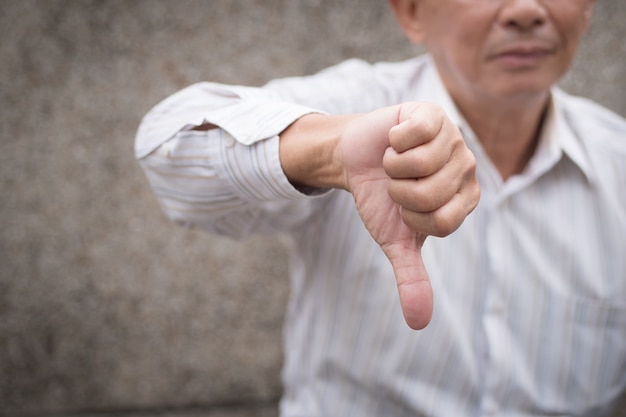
[279,113,358,191]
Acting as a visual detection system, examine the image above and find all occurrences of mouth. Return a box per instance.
[489,43,556,69]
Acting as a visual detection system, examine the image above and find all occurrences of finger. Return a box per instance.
[399,176,480,237]
[388,175,457,214]
[386,112,463,179]
[382,239,433,330]
[386,143,473,212]
[389,103,446,153]
[383,139,451,179]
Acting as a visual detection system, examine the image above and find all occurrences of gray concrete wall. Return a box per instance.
[1,1,624,416]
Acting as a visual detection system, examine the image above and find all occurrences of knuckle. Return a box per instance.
[456,145,477,179]
[413,106,444,134]
[469,183,481,211]
[430,209,462,237]
[432,211,461,237]
[424,102,446,119]
[465,146,478,170]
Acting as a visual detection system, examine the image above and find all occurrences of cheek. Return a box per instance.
[555,21,587,70]
[424,4,492,46]
[428,15,489,59]
[551,5,592,50]
[423,7,500,82]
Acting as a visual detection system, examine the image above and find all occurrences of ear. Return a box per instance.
[388,0,426,44]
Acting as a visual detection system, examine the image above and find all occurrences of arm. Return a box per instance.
[135,58,429,237]
[279,104,480,329]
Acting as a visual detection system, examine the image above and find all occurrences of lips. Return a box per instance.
[489,43,556,68]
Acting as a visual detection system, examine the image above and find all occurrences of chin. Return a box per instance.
[491,73,557,101]
[508,64,566,91]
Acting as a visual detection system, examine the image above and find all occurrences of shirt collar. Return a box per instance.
[547,88,594,183]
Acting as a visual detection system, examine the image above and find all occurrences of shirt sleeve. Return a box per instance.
[134,82,331,238]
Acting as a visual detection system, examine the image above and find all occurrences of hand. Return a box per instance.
[340,102,479,329]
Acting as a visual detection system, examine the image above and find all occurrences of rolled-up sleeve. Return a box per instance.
[135,83,327,238]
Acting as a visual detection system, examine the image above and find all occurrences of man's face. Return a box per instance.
[416,0,594,105]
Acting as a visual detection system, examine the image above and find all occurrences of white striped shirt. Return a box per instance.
[135,55,626,417]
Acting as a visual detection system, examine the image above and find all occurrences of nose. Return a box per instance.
[499,0,548,31]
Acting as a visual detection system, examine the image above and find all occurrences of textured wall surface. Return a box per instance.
[1,1,625,416]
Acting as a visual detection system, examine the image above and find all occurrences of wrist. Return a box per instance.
[279,113,355,191]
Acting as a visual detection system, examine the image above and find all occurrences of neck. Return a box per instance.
[458,93,550,181]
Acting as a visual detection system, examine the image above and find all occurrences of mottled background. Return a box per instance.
[1,1,624,416]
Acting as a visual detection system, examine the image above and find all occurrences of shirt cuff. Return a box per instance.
[208,129,327,203]
[204,99,322,146]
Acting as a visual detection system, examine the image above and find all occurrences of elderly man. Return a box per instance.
[135,0,626,415]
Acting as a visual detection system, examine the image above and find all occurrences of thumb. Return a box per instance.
[384,241,433,330]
